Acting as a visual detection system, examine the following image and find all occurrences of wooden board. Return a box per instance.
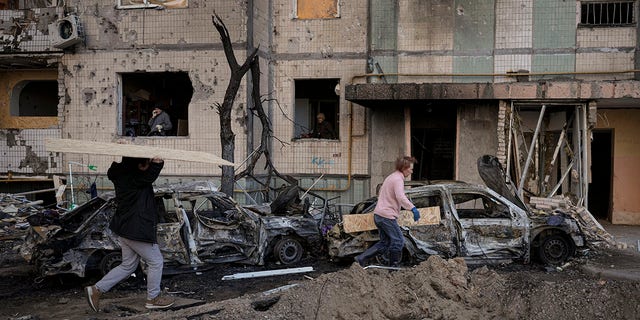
[45,138,235,166]
[342,207,441,233]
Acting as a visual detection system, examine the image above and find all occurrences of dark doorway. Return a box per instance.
[588,130,613,220]
[410,104,457,181]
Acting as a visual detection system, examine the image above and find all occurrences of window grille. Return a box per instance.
[580,1,634,26]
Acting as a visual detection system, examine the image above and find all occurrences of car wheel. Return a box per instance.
[100,252,122,276]
[538,234,570,265]
[274,237,303,265]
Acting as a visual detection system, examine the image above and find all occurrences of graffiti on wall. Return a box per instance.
[311,153,341,168]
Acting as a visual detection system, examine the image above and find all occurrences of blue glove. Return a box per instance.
[411,207,420,222]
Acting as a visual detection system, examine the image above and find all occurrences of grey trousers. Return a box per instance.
[95,237,163,300]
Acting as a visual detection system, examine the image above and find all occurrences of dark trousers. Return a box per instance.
[356,214,404,264]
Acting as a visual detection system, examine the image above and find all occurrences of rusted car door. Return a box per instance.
[449,189,529,263]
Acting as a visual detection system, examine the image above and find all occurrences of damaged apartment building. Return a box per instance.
[1,1,639,225]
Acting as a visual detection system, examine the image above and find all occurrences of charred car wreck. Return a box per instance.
[21,182,334,278]
[327,155,588,266]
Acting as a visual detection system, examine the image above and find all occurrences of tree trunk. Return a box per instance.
[212,13,295,197]
[212,13,257,196]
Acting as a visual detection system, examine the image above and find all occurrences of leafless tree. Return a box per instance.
[212,13,295,197]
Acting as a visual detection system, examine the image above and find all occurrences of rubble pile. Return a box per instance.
[0,194,50,240]
[529,196,616,246]
[178,256,506,320]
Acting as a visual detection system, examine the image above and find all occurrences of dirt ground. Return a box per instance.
[1,238,639,320]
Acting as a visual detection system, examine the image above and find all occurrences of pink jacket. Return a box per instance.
[374,170,415,219]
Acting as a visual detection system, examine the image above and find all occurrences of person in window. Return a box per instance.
[309,112,336,139]
[354,156,421,267]
[148,106,172,136]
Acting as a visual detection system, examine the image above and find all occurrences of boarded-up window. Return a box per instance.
[296,0,338,19]
[117,0,188,9]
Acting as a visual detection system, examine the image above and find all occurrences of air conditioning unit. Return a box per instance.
[49,14,83,49]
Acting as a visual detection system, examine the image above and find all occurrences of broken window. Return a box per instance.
[295,0,339,19]
[10,80,58,117]
[410,192,446,219]
[294,79,340,140]
[452,192,509,219]
[120,72,192,137]
[116,0,188,9]
[580,1,634,26]
[1,0,58,9]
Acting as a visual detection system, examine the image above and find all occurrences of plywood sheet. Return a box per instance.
[45,139,235,166]
[342,207,441,233]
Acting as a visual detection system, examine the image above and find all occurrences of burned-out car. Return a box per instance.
[20,182,333,278]
[327,155,587,266]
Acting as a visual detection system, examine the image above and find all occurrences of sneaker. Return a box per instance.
[145,295,175,310]
[85,285,101,312]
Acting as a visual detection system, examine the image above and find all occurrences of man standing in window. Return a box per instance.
[148,105,172,136]
[310,112,336,139]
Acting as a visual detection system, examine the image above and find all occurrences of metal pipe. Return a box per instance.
[506,102,514,181]
[69,162,75,208]
[300,174,325,200]
[14,188,58,196]
[351,69,640,83]
[548,161,575,197]
[581,104,590,208]
[573,106,582,201]
[518,105,546,197]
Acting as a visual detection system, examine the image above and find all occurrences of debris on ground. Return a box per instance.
[529,196,616,246]
[0,193,53,240]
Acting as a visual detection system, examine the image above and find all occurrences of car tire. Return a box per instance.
[538,234,570,265]
[100,251,122,276]
[273,237,303,265]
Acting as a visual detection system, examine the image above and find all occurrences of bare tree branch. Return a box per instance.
[212,14,296,197]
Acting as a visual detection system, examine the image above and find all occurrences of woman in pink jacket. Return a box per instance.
[355,156,420,267]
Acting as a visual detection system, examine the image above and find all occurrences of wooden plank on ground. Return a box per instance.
[45,138,235,166]
[342,206,441,233]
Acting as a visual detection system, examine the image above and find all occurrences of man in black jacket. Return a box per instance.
[85,156,174,312]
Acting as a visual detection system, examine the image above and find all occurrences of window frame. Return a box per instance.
[118,71,192,138]
[293,78,341,141]
[451,191,511,220]
[579,1,636,27]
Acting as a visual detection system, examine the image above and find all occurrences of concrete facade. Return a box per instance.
[1,0,640,223]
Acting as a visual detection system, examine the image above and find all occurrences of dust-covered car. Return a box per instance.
[327,155,588,266]
[20,182,334,279]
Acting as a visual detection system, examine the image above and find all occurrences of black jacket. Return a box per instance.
[108,160,163,243]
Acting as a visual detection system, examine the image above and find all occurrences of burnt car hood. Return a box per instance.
[477,155,528,212]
